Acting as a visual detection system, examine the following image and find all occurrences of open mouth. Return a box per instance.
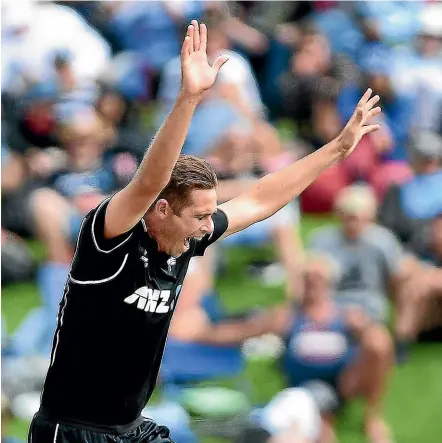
[184,235,204,248]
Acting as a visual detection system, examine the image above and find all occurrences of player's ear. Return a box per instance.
[155,199,168,218]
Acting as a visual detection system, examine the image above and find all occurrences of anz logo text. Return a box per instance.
[124,285,182,314]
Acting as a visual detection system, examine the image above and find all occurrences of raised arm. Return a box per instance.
[219,89,381,238]
[104,20,228,239]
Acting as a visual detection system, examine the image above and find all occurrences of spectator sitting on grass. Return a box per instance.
[395,214,442,347]
[172,254,395,443]
[308,184,409,326]
[379,131,442,246]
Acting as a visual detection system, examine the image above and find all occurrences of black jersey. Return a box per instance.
[40,197,228,430]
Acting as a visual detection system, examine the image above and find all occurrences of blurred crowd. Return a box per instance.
[2,1,442,443]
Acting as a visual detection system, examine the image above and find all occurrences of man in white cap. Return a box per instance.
[308,184,408,325]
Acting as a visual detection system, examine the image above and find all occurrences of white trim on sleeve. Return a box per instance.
[91,197,133,253]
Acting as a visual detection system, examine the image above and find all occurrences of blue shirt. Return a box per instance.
[400,171,442,220]
[108,2,204,70]
[50,151,138,198]
[282,310,356,387]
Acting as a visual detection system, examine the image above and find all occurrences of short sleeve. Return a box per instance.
[217,55,249,85]
[193,209,229,256]
[378,231,405,276]
[87,197,136,254]
[307,227,334,253]
[69,197,141,283]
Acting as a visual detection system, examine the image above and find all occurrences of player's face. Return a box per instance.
[169,188,218,257]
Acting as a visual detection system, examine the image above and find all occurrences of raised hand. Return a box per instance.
[337,88,382,158]
[180,20,229,99]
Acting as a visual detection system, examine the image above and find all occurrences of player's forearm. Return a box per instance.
[247,139,342,221]
[133,92,200,191]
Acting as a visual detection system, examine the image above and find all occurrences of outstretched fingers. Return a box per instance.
[187,24,194,53]
[200,23,207,52]
[368,106,382,119]
[357,88,373,107]
[363,124,381,135]
[362,106,382,128]
[365,94,380,112]
[181,35,191,59]
[191,19,200,51]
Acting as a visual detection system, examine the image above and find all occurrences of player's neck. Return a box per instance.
[144,213,166,252]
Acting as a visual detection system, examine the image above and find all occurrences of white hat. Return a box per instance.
[334,184,377,216]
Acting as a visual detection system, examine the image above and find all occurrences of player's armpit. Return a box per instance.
[218,195,264,239]
[103,179,165,239]
[89,196,142,253]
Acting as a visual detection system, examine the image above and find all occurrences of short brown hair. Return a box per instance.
[153,155,218,214]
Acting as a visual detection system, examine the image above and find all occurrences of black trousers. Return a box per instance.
[28,413,175,443]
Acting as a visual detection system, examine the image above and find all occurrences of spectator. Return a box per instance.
[334,44,415,204]
[308,184,408,325]
[95,86,151,158]
[1,141,34,285]
[353,1,423,47]
[310,1,423,62]
[277,25,360,148]
[379,131,442,246]
[339,44,415,163]
[1,229,34,287]
[299,43,415,213]
[394,214,442,346]
[379,3,442,136]
[103,0,205,99]
[1,1,110,96]
[173,255,395,443]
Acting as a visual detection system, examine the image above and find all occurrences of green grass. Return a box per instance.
[2,215,441,442]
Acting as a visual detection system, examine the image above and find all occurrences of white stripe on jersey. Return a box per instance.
[69,253,129,285]
[91,197,133,253]
[50,286,70,367]
[53,423,59,443]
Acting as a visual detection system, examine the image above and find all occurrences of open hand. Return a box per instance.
[180,20,229,99]
[337,88,381,158]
